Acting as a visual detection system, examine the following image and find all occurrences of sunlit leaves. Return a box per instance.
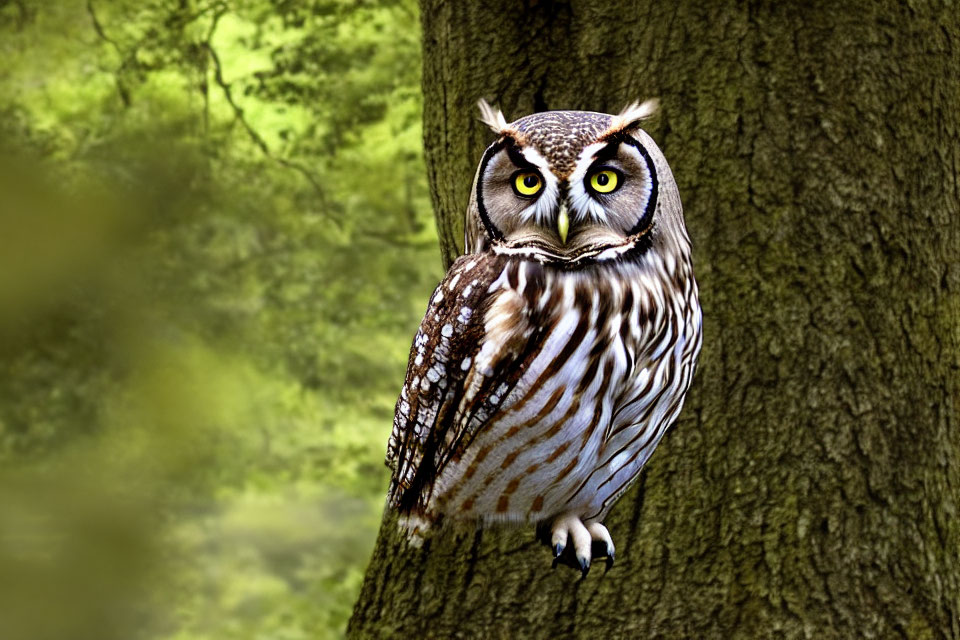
[0,1,434,638]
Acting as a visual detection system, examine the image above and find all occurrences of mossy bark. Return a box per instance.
[349,1,960,637]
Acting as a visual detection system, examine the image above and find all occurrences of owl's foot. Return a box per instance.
[548,515,615,576]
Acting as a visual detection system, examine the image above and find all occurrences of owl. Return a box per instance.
[385,99,701,575]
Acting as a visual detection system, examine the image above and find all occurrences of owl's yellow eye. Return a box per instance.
[589,169,620,194]
[512,171,543,197]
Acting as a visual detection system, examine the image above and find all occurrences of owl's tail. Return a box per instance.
[396,511,435,548]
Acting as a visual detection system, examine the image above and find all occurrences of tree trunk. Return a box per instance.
[349,1,960,637]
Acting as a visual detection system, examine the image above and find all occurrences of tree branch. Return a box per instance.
[202,11,338,224]
[85,0,131,107]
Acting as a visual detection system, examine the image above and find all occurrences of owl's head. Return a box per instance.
[466,100,689,266]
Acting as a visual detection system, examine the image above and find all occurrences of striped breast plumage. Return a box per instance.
[386,245,701,532]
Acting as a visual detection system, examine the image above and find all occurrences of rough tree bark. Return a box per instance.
[349,2,960,637]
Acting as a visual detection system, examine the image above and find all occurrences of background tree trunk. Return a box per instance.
[350,1,960,637]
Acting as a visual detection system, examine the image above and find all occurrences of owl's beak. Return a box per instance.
[557,204,570,245]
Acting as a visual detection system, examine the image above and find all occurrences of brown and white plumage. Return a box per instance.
[386,100,701,573]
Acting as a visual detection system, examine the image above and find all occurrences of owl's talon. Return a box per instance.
[586,522,615,561]
[549,513,593,573]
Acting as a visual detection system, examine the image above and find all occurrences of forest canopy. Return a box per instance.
[0,1,435,638]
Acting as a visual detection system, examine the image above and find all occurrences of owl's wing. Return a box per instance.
[385,252,536,515]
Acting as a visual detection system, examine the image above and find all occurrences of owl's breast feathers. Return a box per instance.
[387,249,701,529]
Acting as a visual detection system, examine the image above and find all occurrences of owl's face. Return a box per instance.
[467,101,686,264]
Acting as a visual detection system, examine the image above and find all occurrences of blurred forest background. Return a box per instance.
[0,1,438,638]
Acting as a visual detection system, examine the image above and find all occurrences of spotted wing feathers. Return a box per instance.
[386,253,527,515]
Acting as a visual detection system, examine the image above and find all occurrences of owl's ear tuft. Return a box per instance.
[477,99,509,134]
[606,98,660,136]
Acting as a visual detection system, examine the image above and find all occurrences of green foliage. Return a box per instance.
[0,1,438,638]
